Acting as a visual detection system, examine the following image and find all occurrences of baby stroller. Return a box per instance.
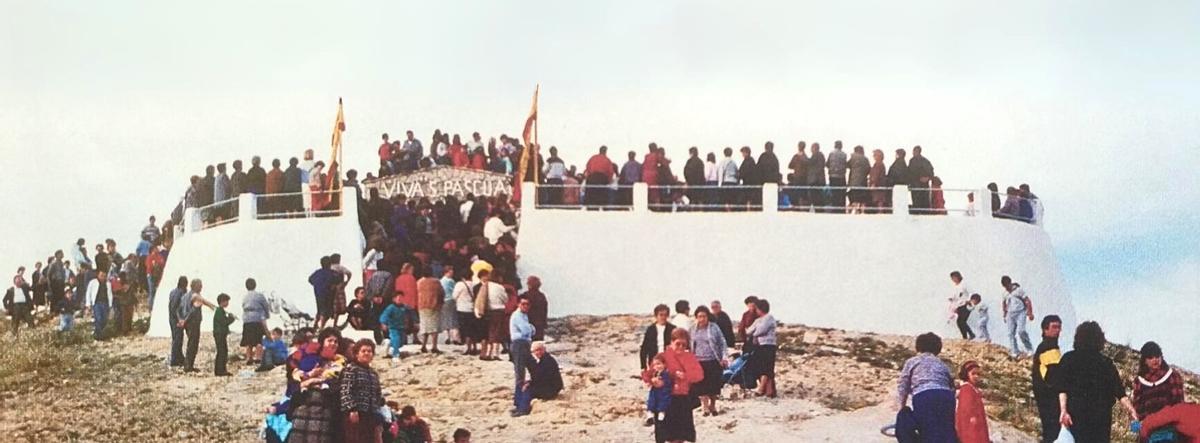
[722,351,757,390]
[275,296,314,333]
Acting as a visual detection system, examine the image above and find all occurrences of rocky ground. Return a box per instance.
[2,311,1194,442]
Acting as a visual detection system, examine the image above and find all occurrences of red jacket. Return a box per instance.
[642,152,661,185]
[1140,403,1200,442]
[956,383,989,443]
[378,143,392,161]
[393,274,418,309]
[645,348,704,397]
[470,153,487,170]
[584,154,615,180]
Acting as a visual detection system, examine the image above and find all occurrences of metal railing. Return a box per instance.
[533,184,635,210]
[195,197,240,229]
[522,182,1044,226]
[648,184,764,212]
[256,190,343,220]
[779,185,894,214]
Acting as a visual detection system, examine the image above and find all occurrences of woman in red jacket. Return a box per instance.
[955,360,989,443]
[643,328,704,443]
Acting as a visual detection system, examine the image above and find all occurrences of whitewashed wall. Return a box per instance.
[516,183,1076,349]
[147,189,364,337]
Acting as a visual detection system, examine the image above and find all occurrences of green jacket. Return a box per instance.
[213,307,236,335]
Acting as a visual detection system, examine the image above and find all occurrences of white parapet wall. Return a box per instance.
[516,183,1076,348]
[147,188,365,337]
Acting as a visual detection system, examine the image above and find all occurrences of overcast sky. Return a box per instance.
[3,1,1198,366]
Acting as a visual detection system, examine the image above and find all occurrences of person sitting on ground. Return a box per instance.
[671,299,692,331]
[453,428,472,443]
[288,327,346,442]
[340,339,385,443]
[640,304,677,371]
[346,286,372,331]
[643,354,674,427]
[257,327,287,372]
[397,405,433,443]
[955,361,990,443]
[527,341,563,398]
[1132,341,1185,437]
[895,332,956,443]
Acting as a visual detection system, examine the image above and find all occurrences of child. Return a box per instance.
[642,354,674,426]
[397,405,433,443]
[452,428,471,443]
[213,293,237,376]
[257,327,288,372]
[955,361,989,443]
[967,294,990,342]
[378,294,410,359]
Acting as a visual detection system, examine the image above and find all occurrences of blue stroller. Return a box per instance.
[722,351,757,390]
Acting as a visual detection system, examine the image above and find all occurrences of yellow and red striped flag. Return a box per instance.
[514,85,538,204]
[326,97,346,191]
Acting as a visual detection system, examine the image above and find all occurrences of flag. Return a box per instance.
[326,97,345,192]
[514,85,538,205]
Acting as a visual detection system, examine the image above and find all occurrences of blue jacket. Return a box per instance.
[262,338,287,362]
[379,303,409,330]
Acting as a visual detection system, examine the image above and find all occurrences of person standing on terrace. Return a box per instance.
[758,141,781,184]
[683,147,705,209]
[738,146,761,209]
[377,132,393,176]
[847,145,871,214]
[283,157,303,213]
[642,143,663,207]
[231,159,247,197]
[787,141,809,209]
[827,140,848,211]
[908,145,935,214]
[402,130,423,173]
[887,148,909,210]
[541,146,566,205]
[618,150,641,206]
[583,145,617,208]
[247,156,267,195]
[806,143,827,211]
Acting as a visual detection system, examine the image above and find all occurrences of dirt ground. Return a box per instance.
[1,312,1044,442]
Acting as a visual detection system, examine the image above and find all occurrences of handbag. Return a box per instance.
[1052,427,1075,443]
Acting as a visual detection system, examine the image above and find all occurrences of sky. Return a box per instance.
[2,1,1198,366]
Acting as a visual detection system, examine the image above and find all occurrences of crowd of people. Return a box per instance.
[366,128,1043,222]
[4,223,169,341]
[895,271,1196,443]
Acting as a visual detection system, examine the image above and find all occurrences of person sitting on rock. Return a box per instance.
[514,341,564,416]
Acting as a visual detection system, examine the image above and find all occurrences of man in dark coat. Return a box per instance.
[199,165,215,207]
[283,157,303,213]
[887,148,910,211]
[738,146,761,209]
[230,159,247,196]
[757,141,781,184]
[806,143,827,211]
[682,147,706,209]
[907,145,934,214]
[246,156,267,195]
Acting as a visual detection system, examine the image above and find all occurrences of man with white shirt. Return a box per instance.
[483,210,517,245]
[716,147,739,210]
[948,271,974,340]
[86,270,112,340]
[671,299,693,331]
[8,266,34,334]
[467,131,484,151]
[542,146,567,205]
